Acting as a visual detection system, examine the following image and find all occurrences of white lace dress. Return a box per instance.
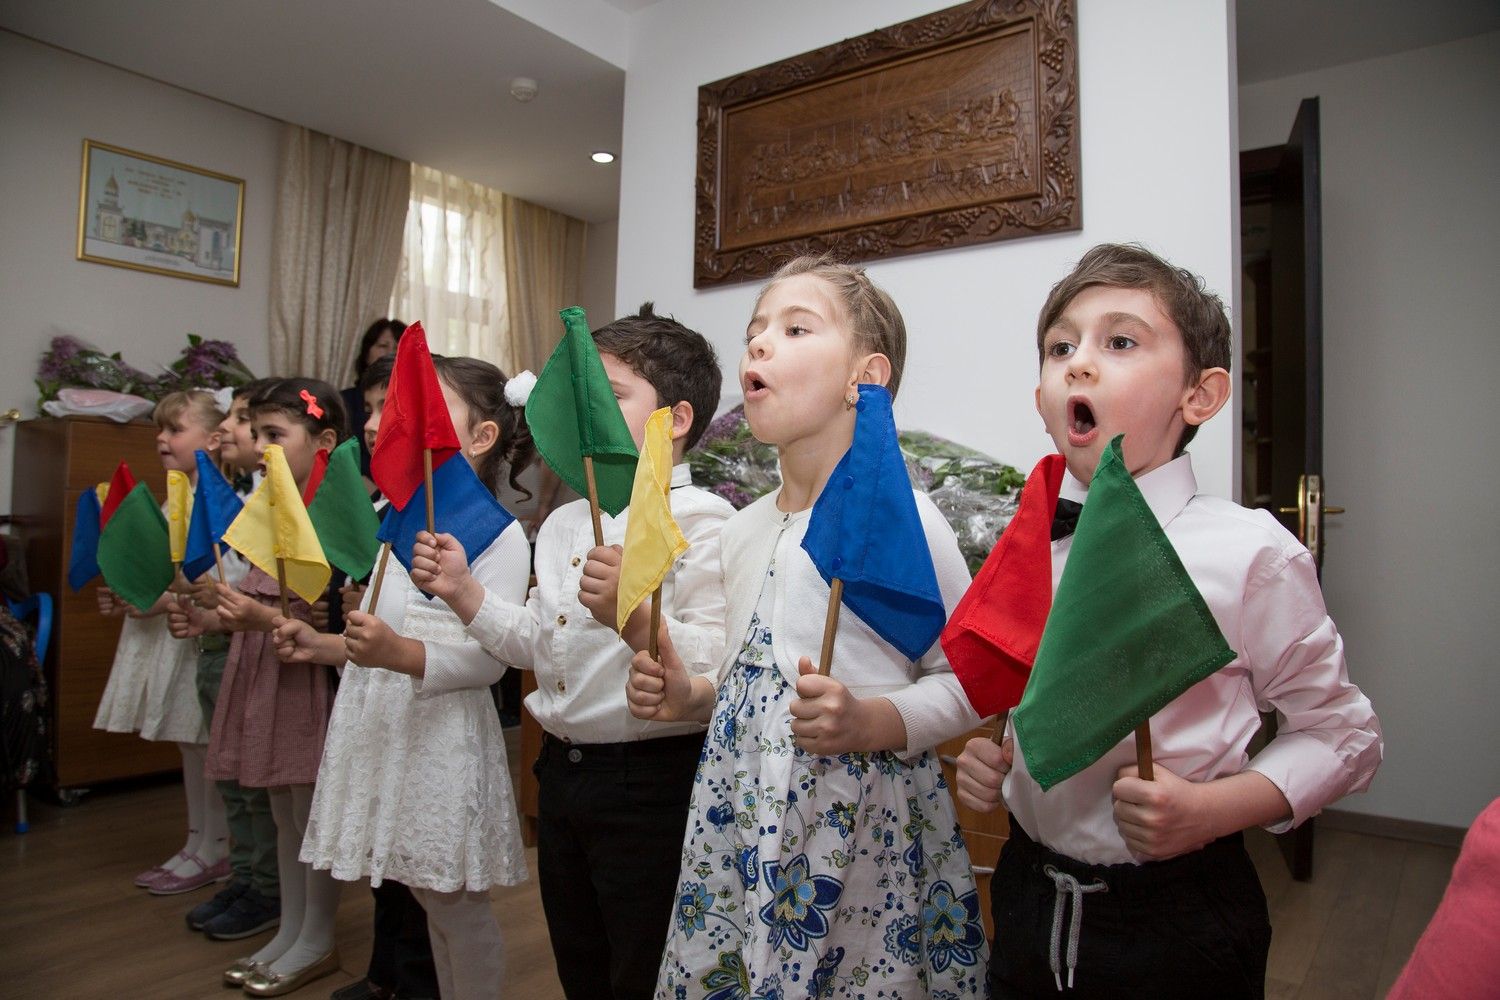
[93,609,205,744]
[301,521,531,893]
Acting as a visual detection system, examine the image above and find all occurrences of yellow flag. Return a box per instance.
[95,482,109,505]
[166,469,192,563]
[617,407,687,632]
[223,444,330,603]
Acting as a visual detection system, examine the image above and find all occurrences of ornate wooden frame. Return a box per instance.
[694,0,1079,288]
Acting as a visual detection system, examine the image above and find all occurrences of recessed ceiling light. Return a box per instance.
[591,151,616,164]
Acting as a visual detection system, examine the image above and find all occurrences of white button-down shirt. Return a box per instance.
[465,464,734,743]
[1003,454,1383,865]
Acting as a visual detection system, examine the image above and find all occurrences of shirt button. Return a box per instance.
[571,556,581,567]
[567,747,582,763]
[557,679,567,693]
[556,614,567,627]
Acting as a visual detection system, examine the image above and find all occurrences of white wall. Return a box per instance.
[0,32,277,513]
[577,217,619,330]
[615,0,1241,497]
[1240,33,1500,829]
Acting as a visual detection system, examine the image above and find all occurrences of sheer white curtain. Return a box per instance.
[390,164,509,361]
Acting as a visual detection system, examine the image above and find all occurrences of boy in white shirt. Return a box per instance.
[412,304,733,1000]
[955,244,1382,999]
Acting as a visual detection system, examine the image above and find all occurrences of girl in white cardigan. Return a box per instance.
[627,257,989,999]
[272,357,534,1000]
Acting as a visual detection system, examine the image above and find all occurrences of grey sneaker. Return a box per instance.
[202,886,281,940]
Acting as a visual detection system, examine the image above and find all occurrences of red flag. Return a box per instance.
[369,322,460,511]
[940,454,1065,718]
[302,448,329,507]
[98,462,139,528]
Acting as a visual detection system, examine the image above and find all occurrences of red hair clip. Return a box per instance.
[299,389,324,419]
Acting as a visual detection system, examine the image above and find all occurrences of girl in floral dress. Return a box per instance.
[628,256,990,999]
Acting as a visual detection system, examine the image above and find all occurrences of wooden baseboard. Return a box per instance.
[1319,808,1466,848]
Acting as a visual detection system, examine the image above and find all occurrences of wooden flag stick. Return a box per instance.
[991,709,1009,746]
[275,557,291,619]
[581,455,604,547]
[423,448,436,537]
[648,584,663,660]
[213,542,227,584]
[817,578,844,677]
[366,541,392,616]
[1135,720,1154,781]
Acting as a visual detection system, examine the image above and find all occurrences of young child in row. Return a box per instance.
[183,379,283,941]
[410,305,735,1000]
[177,378,347,995]
[625,258,989,998]
[274,355,535,1000]
[955,243,1383,998]
[96,389,231,895]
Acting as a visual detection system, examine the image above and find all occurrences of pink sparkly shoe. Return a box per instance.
[148,855,231,896]
[134,851,190,888]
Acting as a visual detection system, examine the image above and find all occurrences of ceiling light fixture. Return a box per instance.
[510,77,538,102]
[591,151,616,164]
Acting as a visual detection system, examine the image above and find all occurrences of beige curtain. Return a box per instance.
[390,164,510,362]
[269,124,410,383]
[500,194,588,377]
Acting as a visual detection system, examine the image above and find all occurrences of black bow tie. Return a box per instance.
[1052,498,1084,541]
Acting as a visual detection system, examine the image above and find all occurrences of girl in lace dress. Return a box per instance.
[277,357,534,1000]
[626,257,990,999]
[179,378,347,995]
[95,390,230,894]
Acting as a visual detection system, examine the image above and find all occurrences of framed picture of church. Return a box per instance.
[76,139,244,287]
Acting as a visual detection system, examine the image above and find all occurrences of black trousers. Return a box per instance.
[368,879,440,998]
[535,731,704,1000]
[990,823,1272,1000]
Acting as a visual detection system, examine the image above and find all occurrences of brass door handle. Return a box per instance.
[1325,506,1345,515]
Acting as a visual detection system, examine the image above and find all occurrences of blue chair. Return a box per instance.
[6,593,52,834]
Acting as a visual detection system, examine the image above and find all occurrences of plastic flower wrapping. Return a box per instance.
[36,333,257,407]
[688,405,1027,574]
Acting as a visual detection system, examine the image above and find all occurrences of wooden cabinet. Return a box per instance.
[12,416,181,787]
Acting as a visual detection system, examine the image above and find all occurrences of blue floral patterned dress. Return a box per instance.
[656,551,989,1000]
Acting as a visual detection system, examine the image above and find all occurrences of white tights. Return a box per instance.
[166,743,227,874]
[408,886,504,1000]
[251,785,342,974]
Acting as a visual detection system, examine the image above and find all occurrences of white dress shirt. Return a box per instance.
[465,464,734,743]
[717,489,981,757]
[1003,454,1383,866]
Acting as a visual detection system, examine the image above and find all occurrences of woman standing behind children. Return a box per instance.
[275,356,534,1000]
[95,390,231,895]
[627,258,989,998]
[180,378,346,995]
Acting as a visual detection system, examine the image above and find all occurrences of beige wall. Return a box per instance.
[1239,32,1500,829]
[0,31,278,513]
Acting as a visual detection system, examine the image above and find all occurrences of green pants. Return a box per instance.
[197,644,279,898]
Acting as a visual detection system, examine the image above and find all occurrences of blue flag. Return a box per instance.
[182,450,245,582]
[67,487,103,590]
[377,454,515,589]
[801,384,945,661]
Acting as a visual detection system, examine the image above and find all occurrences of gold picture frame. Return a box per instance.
[77,139,245,287]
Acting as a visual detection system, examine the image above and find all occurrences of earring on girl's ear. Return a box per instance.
[845,389,858,408]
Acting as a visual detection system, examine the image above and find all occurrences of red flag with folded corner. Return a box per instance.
[940,453,1066,718]
[370,322,460,511]
[301,447,329,507]
[98,462,139,527]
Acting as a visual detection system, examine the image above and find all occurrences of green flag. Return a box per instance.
[307,437,382,581]
[526,306,639,516]
[1013,436,1234,790]
[97,482,175,611]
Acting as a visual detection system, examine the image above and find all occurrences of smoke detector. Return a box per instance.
[509,77,538,102]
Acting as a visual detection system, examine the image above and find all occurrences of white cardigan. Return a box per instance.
[719,488,980,757]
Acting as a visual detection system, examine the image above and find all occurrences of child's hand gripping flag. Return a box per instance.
[222,444,330,605]
[526,306,639,543]
[945,436,1235,790]
[165,469,192,566]
[616,407,687,654]
[801,384,945,673]
[306,437,381,581]
[67,482,107,591]
[95,462,175,610]
[369,321,460,514]
[183,450,245,583]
